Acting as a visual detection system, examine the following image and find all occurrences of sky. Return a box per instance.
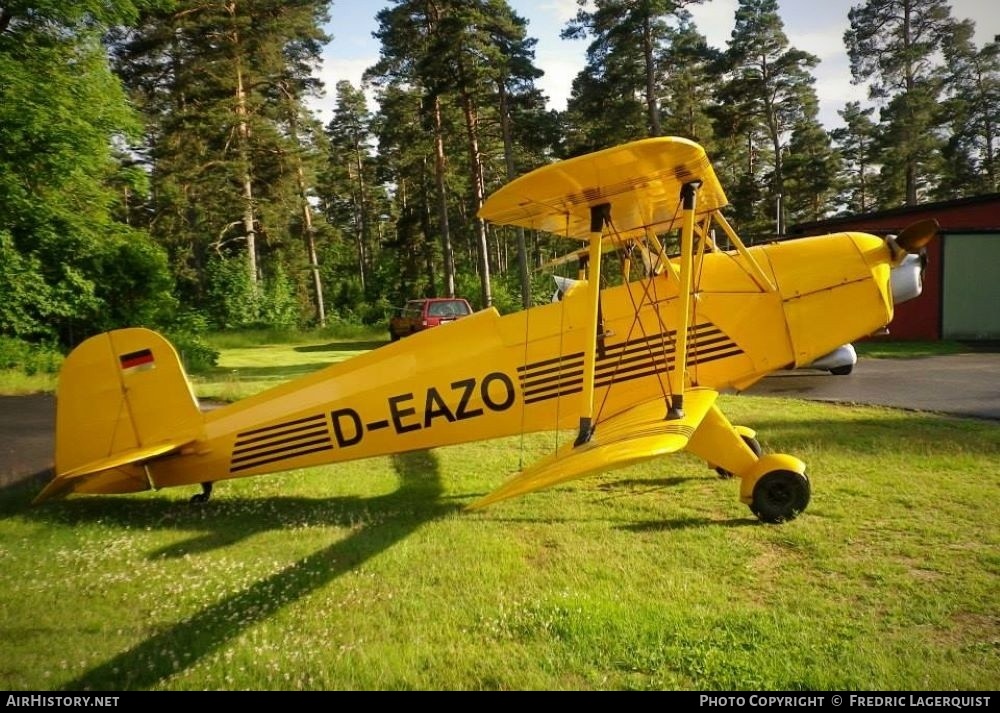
[312,0,1000,130]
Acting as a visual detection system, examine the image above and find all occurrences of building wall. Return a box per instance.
[942,234,1000,339]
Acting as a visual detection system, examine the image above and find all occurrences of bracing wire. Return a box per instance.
[592,201,684,425]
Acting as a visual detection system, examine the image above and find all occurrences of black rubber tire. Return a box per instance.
[715,434,762,479]
[750,470,811,524]
[830,364,853,376]
[390,331,400,342]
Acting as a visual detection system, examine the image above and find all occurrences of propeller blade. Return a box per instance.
[897,219,939,253]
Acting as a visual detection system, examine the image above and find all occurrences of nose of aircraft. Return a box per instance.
[885,218,937,305]
[890,253,924,304]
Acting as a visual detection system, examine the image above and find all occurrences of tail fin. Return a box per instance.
[34,328,205,503]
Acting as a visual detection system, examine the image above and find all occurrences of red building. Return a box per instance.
[788,193,1000,341]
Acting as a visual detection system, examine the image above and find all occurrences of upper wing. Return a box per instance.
[469,388,719,509]
[478,137,728,239]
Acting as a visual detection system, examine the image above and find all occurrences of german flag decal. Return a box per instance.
[119,348,156,373]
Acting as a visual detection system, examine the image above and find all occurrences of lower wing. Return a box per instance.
[469,388,718,509]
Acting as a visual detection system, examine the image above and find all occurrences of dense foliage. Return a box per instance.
[1,0,997,356]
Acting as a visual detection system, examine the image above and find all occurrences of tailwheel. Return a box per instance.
[190,481,213,504]
[750,470,810,523]
[715,434,762,479]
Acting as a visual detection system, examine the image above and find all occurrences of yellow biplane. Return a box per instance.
[34,137,934,523]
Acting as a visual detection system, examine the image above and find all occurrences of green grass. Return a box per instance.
[1,334,998,690]
[0,369,58,394]
[192,331,387,402]
[855,340,969,359]
[202,323,386,351]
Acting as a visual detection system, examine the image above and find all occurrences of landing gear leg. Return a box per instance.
[685,404,810,523]
[715,433,762,479]
[190,481,213,504]
[686,405,761,481]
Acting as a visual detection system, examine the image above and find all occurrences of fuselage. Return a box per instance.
[76,230,893,496]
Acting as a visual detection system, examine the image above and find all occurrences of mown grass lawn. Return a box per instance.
[1,334,997,690]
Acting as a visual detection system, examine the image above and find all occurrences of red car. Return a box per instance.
[389,297,473,341]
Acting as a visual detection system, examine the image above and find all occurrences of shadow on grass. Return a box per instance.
[294,340,387,353]
[18,450,454,691]
[203,363,331,381]
[597,476,701,491]
[620,517,758,533]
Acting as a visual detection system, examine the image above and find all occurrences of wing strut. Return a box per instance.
[668,181,702,419]
[575,203,611,446]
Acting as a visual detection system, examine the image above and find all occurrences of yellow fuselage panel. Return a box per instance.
[757,233,893,365]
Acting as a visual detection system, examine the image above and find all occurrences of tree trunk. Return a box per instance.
[281,84,325,326]
[643,15,661,137]
[460,91,491,308]
[228,2,258,290]
[351,139,368,294]
[432,96,456,297]
[498,80,531,308]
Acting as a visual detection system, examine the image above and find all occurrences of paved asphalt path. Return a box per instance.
[745,353,1000,420]
[2,353,998,490]
[1,393,54,489]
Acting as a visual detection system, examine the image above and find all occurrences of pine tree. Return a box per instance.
[845,0,955,205]
[371,84,444,305]
[563,0,699,144]
[657,12,720,151]
[783,120,842,224]
[938,20,1000,197]
[831,101,878,214]
[720,0,823,236]
[369,0,460,299]
[323,81,378,300]
[112,0,332,326]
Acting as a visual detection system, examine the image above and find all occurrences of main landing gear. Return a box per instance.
[687,406,811,524]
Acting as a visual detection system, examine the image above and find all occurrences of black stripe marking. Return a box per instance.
[234,423,330,449]
[233,427,330,456]
[231,436,333,467]
[517,352,586,373]
[230,444,335,473]
[236,413,326,439]
[367,420,390,431]
[515,323,745,406]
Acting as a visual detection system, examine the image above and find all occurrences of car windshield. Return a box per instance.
[403,301,424,317]
[427,300,470,318]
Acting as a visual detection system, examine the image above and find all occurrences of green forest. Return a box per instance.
[2,0,997,371]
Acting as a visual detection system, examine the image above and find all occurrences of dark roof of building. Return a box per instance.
[788,192,1000,236]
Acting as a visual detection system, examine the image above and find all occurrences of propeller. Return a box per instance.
[885,218,939,265]
[896,218,940,253]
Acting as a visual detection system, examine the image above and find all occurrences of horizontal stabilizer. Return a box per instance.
[469,389,718,509]
[62,441,193,480]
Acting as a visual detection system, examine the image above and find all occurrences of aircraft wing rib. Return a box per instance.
[469,389,719,509]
